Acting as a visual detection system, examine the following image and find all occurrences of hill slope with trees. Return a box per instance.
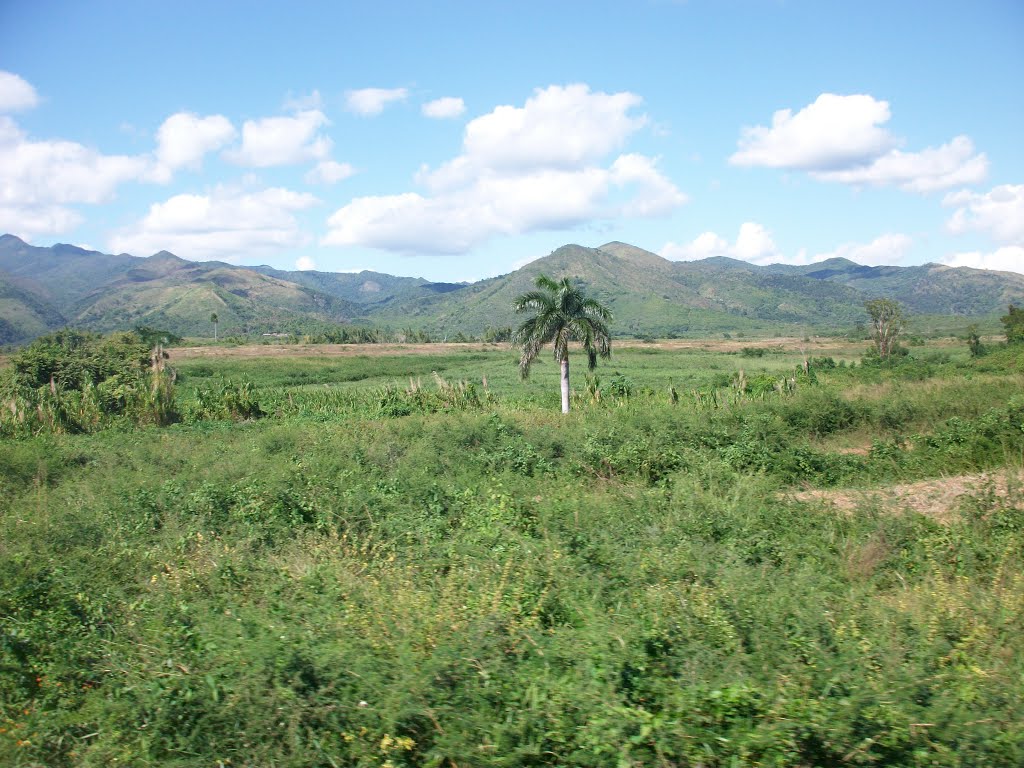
[3,234,1024,342]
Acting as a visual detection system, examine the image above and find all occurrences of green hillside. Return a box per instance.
[765,259,1024,316]
[71,259,363,337]
[0,274,66,343]
[2,233,1023,341]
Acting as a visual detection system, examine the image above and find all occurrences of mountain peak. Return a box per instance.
[150,250,185,262]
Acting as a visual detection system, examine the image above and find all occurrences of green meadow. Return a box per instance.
[2,336,1023,766]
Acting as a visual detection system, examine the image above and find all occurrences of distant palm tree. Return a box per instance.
[210,312,219,341]
[513,274,613,413]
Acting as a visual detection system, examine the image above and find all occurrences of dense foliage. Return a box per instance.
[1002,303,1024,344]
[0,330,177,434]
[1,336,1023,766]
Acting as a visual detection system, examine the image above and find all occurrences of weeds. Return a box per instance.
[1,336,1022,766]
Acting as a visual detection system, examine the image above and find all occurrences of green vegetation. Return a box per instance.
[4,235,1024,344]
[1002,303,1024,344]
[513,275,613,413]
[2,333,1023,766]
[864,298,905,360]
[0,330,177,435]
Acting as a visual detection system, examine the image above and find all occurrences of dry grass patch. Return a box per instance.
[791,467,1023,523]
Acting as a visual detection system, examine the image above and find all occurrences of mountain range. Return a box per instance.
[1,233,1022,344]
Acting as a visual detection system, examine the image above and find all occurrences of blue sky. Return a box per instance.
[1,0,1022,280]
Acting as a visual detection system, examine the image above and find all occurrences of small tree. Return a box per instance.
[512,275,613,414]
[864,298,905,360]
[966,325,986,357]
[211,312,219,341]
[1001,303,1024,344]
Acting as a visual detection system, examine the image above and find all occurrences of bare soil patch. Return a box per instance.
[790,468,1023,523]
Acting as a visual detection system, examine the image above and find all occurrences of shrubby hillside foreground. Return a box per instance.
[1,327,1023,766]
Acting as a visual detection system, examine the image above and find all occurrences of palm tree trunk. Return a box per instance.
[560,357,570,413]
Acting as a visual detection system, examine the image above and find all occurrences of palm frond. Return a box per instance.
[511,272,614,386]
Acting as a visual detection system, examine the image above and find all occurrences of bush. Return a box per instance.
[0,330,177,435]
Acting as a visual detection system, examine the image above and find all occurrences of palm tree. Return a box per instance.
[513,274,613,413]
[210,312,219,342]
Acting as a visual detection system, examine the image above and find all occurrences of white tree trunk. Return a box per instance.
[560,357,570,414]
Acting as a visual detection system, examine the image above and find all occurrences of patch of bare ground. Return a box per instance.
[790,468,1023,523]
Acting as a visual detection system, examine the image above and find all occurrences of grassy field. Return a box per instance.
[2,336,1023,766]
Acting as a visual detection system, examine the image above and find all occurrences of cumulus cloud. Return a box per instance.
[295,255,317,271]
[813,136,988,192]
[0,204,83,240]
[109,185,319,261]
[731,93,895,170]
[815,233,914,266]
[225,110,331,167]
[461,83,645,174]
[345,87,408,116]
[663,227,912,268]
[662,222,779,264]
[0,71,39,112]
[305,159,356,184]
[0,114,151,237]
[151,112,236,182]
[324,84,684,254]
[941,246,1024,274]
[939,184,1024,274]
[730,93,987,192]
[422,96,466,119]
[944,184,1024,244]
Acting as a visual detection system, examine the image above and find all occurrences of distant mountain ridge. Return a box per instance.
[1,233,1022,343]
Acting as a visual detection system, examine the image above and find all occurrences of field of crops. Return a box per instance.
[2,336,1022,766]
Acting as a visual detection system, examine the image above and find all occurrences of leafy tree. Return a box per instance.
[1001,303,1024,344]
[864,298,905,360]
[133,325,183,347]
[966,324,986,357]
[210,312,219,341]
[512,275,612,413]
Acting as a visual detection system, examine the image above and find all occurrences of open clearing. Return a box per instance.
[791,467,1024,523]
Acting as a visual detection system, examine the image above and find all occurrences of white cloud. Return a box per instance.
[661,222,779,264]
[663,227,913,268]
[731,93,987,192]
[661,231,729,261]
[151,112,236,182]
[225,110,331,167]
[734,222,780,263]
[324,84,683,254]
[305,159,356,184]
[460,83,646,174]
[0,204,83,240]
[345,87,408,116]
[0,116,148,205]
[941,246,1024,274]
[731,93,895,170]
[109,185,319,261]
[422,96,466,119]
[813,136,988,192]
[610,154,689,216]
[0,71,40,112]
[944,184,1024,244]
[295,255,317,271]
[815,233,914,266]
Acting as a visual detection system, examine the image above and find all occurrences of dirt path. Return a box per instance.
[789,468,1023,522]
